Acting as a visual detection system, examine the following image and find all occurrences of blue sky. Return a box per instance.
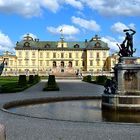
[0,0,140,56]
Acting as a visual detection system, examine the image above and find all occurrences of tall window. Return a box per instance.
[53,53,56,58]
[46,52,49,58]
[75,60,78,66]
[90,52,93,58]
[25,60,28,66]
[69,53,72,58]
[32,52,35,58]
[96,52,100,58]
[61,53,64,58]
[53,61,56,67]
[25,51,29,58]
[40,52,43,58]
[18,60,22,66]
[90,60,93,66]
[76,53,79,58]
[82,61,85,66]
[32,60,35,66]
[10,60,13,66]
[40,60,43,66]
[103,52,106,58]
[18,51,22,58]
[68,61,72,67]
[97,61,100,66]
[46,61,49,66]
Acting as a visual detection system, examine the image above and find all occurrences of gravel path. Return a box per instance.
[0,80,140,140]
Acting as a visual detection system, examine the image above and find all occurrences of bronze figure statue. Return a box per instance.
[117,29,136,57]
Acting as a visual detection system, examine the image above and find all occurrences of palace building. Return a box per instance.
[0,34,110,76]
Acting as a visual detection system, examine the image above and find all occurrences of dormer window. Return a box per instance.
[24,42,30,47]
[44,44,50,48]
[74,44,80,48]
[95,42,101,47]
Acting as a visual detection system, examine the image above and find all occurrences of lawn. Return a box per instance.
[0,76,40,93]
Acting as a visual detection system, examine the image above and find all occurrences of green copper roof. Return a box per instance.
[15,35,110,50]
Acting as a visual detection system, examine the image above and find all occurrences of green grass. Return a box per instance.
[0,76,40,93]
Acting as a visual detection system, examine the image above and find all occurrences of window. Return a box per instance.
[40,52,43,58]
[25,60,28,66]
[10,60,13,66]
[46,52,49,58]
[61,61,64,67]
[32,60,35,66]
[76,53,79,58]
[69,53,72,58]
[18,60,22,66]
[25,51,29,58]
[18,51,22,58]
[90,52,93,58]
[53,53,56,58]
[40,60,43,66]
[82,61,85,66]
[97,61,100,66]
[97,52,100,58]
[61,53,64,58]
[53,61,56,67]
[68,61,72,67]
[46,61,49,66]
[103,52,106,58]
[75,60,78,66]
[90,60,93,66]
[32,52,35,58]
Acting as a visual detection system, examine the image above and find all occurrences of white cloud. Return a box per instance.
[0,0,83,17]
[64,0,83,9]
[101,36,119,52]
[0,31,14,52]
[41,0,60,13]
[47,24,80,35]
[111,22,136,33]
[82,0,140,16]
[72,16,101,32]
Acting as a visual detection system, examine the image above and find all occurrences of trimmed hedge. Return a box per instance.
[34,75,40,83]
[28,75,34,84]
[82,75,92,82]
[95,75,107,85]
[18,75,27,86]
[43,75,59,91]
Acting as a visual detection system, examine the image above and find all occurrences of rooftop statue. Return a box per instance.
[117,29,136,57]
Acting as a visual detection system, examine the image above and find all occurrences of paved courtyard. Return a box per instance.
[0,80,140,140]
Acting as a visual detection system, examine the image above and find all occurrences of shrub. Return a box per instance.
[83,75,92,82]
[28,75,34,84]
[18,75,27,86]
[43,75,59,91]
[48,75,56,85]
[96,75,107,85]
[34,75,40,82]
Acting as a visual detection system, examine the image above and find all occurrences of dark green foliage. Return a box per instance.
[82,75,92,82]
[48,75,56,85]
[34,75,40,82]
[28,75,34,84]
[95,75,107,85]
[18,75,27,86]
[0,82,27,93]
[43,75,59,91]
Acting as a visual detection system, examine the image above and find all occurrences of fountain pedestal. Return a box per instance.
[102,57,140,111]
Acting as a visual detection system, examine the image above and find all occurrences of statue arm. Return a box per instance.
[130,29,136,35]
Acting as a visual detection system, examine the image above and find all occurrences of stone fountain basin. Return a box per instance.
[2,96,140,123]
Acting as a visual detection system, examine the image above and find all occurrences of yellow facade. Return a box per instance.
[0,34,111,76]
